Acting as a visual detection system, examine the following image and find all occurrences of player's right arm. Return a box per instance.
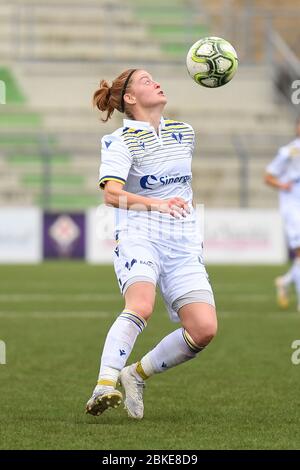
[99,132,188,218]
[104,180,189,218]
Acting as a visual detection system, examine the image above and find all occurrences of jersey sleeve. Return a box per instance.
[266,146,289,177]
[189,125,195,153]
[99,134,132,189]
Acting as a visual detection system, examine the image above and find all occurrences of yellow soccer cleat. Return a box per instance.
[86,386,122,416]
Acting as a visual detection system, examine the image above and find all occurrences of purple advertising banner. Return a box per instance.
[43,213,85,259]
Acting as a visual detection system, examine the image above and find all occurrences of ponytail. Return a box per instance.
[93,79,113,122]
[93,69,137,122]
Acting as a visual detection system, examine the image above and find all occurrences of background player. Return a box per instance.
[265,118,300,311]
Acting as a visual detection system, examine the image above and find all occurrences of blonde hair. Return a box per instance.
[93,68,137,122]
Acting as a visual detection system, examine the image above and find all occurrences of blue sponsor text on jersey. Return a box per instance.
[140,174,191,189]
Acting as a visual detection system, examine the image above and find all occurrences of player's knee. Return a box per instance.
[201,322,217,345]
[190,320,218,347]
[125,300,154,321]
[138,301,154,320]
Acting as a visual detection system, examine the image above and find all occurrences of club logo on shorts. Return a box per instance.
[125,259,137,271]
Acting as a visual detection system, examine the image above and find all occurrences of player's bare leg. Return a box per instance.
[178,302,217,348]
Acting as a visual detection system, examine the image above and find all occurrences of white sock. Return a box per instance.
[292,258,300,301]
[98,310,146,386]
[136,328,205,379]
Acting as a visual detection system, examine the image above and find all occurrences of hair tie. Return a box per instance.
[120,69,137,113]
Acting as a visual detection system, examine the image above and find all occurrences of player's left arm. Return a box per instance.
[264,173,292,191]
[264,146,291,191]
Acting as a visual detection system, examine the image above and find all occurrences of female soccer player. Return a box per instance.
[265,118,300,312]
[86,68,217,419]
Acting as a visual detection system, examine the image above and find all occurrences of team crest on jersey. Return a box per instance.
[171,132,183,144]
[138,140,145,150]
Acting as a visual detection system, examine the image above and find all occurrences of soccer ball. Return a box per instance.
[186,36,238,88]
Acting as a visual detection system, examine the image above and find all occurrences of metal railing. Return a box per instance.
[0,130,294,209]
[206,4,300,65]
[0,131,56,209]
[231,133,294,208]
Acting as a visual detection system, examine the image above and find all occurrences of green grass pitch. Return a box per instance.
[0,262,299,450]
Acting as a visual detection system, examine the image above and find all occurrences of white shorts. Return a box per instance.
[114,237,214,322]
[282,207,300,250]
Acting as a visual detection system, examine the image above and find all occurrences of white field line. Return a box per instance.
[0,311,110,318]
[216,294,272,301]
[0,293,273,302]
[0,294,118,302]
[0,310,298,319]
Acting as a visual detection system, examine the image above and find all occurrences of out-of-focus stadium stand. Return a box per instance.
[128,0,208,59]
[0,0,299,210]
[202,0,300,61]
[0,0,165,62]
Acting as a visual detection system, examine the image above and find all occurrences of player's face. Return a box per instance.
[128,70,167,109]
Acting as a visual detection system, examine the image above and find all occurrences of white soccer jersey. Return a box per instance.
[266,137,300,209]
[99,117,201,250]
